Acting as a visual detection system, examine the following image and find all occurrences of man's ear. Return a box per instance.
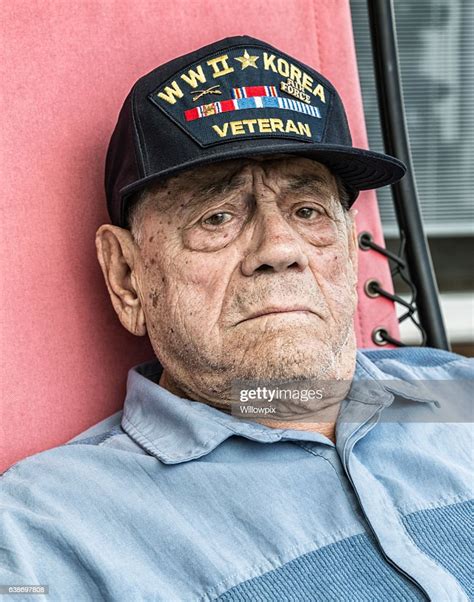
[95,224,147,336]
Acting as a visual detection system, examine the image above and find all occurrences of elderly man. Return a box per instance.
[1,36,472,601]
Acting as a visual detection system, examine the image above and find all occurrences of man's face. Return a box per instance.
[130,156,358,400]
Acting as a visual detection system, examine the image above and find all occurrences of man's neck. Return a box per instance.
[159,370,351,444]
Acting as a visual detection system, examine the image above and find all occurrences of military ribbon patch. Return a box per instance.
[232,85,278,99]
[184,87,321,122]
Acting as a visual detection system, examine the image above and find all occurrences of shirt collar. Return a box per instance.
[121,351,438,464]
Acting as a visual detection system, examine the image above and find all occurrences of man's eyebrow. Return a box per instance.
[159,171,333,213]
[187,172,247,207]
[284,174,333,197]
[188,172,332,206]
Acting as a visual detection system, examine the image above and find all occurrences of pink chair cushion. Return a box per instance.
[0,0,399,471]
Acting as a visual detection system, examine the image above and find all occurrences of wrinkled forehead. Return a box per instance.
[150,155,336,199]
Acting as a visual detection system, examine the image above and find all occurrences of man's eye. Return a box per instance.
[295,206,323,220]
[202,212,233,227]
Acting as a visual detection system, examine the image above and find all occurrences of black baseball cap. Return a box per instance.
[105,35,406,227]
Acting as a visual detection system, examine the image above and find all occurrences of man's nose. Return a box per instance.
[241,208,309,276]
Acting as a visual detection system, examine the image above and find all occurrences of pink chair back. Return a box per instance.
[1,0,399,471]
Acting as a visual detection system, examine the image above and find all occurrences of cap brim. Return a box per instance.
[119,142,406,224]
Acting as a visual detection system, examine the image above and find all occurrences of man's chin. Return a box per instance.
[226,321,356,382]
[234,341,336,382]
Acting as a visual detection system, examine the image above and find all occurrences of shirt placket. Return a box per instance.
[337,391,468,602]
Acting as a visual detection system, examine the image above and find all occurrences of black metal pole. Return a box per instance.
[367,0,450,350]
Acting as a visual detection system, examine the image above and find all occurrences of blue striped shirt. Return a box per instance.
[1,347,473,601]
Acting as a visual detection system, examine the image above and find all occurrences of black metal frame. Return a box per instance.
[367,0,450,350]
[358,230,427,348]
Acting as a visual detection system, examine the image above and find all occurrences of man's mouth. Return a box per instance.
[237,306,317,324]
